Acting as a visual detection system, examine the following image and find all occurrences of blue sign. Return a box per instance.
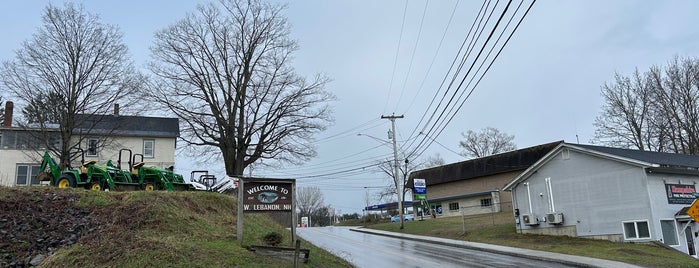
[413,178,427,200]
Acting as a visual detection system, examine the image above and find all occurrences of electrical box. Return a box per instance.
[521,214,539,226]
[546,213,564,224]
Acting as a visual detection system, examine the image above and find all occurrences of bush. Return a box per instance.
[262,232,283,246]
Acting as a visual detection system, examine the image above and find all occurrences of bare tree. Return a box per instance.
[594,56,699,154]
[0,96,4,119]
[592,70,657,151]
[296,186,325,218]
[458,127,517,158]
[422,153,445,168]
[0,3,138,167]
[147,0,334,176]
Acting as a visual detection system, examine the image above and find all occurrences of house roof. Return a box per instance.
[573,144,699,169]
[74,114,180,138]
[503,143,699,191]
[407,141,563,187]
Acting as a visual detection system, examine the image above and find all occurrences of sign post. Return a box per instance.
[237,177,296,246]
[413,179,428,220]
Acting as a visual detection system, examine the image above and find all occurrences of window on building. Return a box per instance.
[448,202,459,211]
[660,220,679,246]
[143,139,155,158]
[480,198,492,207]
[16,164,42,186]
[623,220,651,240]
[86,138,99,156]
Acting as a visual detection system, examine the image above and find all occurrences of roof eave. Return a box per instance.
[503,143,658,191]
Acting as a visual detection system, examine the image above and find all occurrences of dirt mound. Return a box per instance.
[0,188,106,267]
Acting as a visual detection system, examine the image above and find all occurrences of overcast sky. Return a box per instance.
[2,1,699,215]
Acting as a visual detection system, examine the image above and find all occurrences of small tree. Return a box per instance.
[458,127,517,158]
[296,186,325,219]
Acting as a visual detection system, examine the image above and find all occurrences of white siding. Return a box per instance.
[512,149,652,239]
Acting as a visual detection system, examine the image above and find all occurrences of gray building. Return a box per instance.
[504,143,699,257]
[408,141,561,218]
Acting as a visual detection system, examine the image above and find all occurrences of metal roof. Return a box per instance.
[74,114,179,138]
[573,144,699,169]
[503,143,699,191]
[408,141,562,187]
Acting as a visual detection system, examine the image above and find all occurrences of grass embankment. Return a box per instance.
[351,212,699,268]
[5,187,350,267]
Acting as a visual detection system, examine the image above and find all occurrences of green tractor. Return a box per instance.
[38,149,115,190]
[109,149,192,191]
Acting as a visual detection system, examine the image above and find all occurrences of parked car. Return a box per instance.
[390,214,415,222]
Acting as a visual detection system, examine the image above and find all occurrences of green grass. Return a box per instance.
[363,212,699,268]
[1,187,351,268]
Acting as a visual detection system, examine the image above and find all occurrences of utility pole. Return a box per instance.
[381,114,405,229]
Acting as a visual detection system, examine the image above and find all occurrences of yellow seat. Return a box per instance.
[131,162,144,175]
[81,160,97,174]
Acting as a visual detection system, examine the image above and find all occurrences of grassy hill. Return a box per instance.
[0,187,351,267]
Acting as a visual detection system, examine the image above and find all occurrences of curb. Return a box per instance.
[350,227,642,268]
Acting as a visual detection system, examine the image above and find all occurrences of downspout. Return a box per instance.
[525,182,533,213]
[545,177,555,213]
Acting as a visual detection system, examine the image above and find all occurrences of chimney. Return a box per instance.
[114,103,120,116]
[3,101,13,127]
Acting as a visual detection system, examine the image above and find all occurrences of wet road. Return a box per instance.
[296,226,578,268]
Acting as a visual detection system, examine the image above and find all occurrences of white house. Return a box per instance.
[504,143,699,257]
[0,102,180,187]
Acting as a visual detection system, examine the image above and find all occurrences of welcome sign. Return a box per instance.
[243,181,293,211]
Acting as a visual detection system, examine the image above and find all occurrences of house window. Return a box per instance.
[16,164,42,186]
[448,202,459,211]
[623,220,651,240]
[660,220,679,246]
[86,138,99,156]
[143,139,155,158]
[480,198,492,207]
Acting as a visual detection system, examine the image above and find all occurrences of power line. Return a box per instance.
[409,0,536,160]
[403,0,461,114]
[384,0,410,113]
[394,0,430,112]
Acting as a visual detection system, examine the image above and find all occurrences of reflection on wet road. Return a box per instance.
[297,226,577,268]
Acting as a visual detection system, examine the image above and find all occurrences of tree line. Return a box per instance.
[593,56,699,154]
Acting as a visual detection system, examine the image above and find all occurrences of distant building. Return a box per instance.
[504,143,699,257]
[0,102,180,186]
[408,141,562,217]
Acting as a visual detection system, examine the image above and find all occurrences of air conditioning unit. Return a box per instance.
[521,214,539,226]
[546,213,564,224]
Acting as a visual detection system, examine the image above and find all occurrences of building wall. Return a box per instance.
[429,192,502,218]
[428,170,519,214]
[0,149,44,186]
[0,136,177,187]
[77,135,176,168]
[646,172,699,254]
[512,149,652,240]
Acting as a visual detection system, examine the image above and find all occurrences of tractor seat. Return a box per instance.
[131,162,145,175]
[81,160,97,174]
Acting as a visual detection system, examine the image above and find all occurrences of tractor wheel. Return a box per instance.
[144,182,156,192]
[56,175,75,188]
[90,181,103,191]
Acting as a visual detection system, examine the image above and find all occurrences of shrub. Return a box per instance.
[263,232,283,246]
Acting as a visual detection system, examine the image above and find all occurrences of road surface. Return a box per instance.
[296,226,578,268]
